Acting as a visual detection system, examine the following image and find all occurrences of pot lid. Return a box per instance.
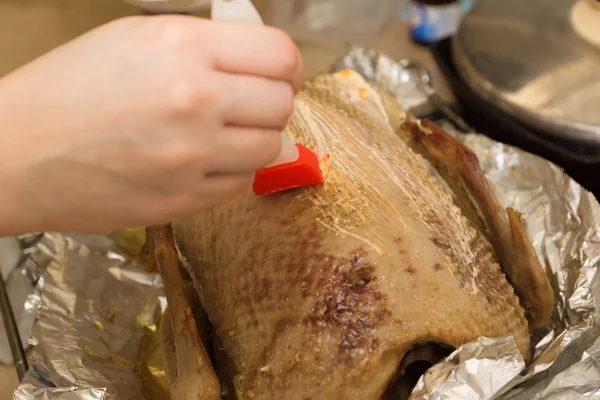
[452,0,600,146]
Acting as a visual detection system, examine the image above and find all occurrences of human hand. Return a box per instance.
[0,15,302,235]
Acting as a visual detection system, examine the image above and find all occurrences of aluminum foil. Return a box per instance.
[410,337,525,399]
[331,45,431,115]
[7,45,600,399]
[0,255,38,365]
[12,233,167,400]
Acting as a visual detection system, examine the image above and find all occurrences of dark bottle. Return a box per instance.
[408,0,462,45]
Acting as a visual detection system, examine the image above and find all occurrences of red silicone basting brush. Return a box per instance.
[212,0,326,196]
[252,144,326,195]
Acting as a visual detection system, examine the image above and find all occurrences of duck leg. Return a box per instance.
[401,120,554,330]
[143,225,221,400]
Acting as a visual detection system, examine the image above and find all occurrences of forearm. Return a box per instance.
[0,72,44,236]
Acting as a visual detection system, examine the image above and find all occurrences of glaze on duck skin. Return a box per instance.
[146,69,553,400]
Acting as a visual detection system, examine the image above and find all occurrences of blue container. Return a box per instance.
[408,0,463,44]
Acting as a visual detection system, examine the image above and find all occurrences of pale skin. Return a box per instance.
[0,15,303,236]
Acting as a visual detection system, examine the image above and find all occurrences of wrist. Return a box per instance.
[0,172,34,236]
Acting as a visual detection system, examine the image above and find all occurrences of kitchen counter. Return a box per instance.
[0,1,452,397]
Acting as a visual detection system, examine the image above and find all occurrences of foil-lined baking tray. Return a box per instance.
[8,46,600,400]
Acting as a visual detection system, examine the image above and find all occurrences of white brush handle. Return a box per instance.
[268,132,299,166]
[211,0,300,166]
[211,0,263,23]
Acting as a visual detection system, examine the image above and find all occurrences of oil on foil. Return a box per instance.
[9,46,600,399]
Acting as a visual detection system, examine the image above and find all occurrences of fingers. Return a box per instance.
[201,21,303,93]
[206,125,282,175]
[216,72,294,129]
[161,172,253,220]
[191,172,254,210]
[202,172,254,199]
[146,16,302,91]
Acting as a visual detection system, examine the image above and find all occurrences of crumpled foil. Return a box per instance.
[7,45,600,399]
[12,233,167,400]
[331,45,432,116]
[0,241,38,366]
[410,337,525,399]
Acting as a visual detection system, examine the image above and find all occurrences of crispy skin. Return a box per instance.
[162,70,540,400]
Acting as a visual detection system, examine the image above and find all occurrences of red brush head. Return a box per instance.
[252,144,325,196]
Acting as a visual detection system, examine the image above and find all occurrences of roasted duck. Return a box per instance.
[144,69,554,400]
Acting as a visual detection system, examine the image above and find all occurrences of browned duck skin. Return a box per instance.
[167,71,535,400]
[150,70,554,400]
[402,120,554,330]
[144,225,221,400]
